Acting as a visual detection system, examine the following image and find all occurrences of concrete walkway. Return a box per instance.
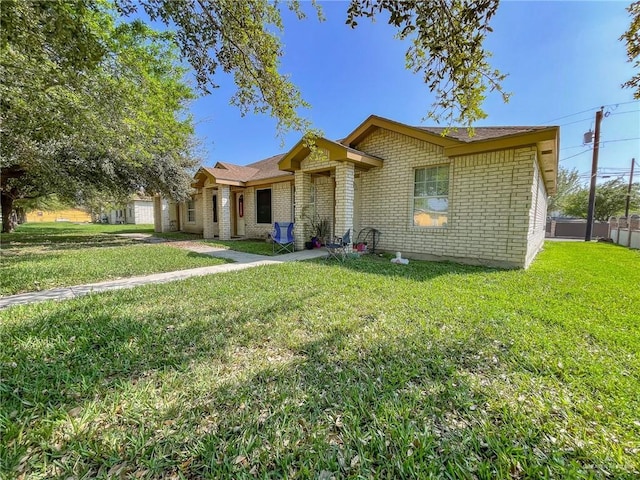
[0,247,328,310]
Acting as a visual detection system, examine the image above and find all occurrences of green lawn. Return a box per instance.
[1,242,639,478]
[1,223,227,295]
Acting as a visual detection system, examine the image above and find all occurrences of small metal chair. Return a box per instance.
[326,229,350,261]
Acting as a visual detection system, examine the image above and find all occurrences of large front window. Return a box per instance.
[413,165,449,227]
[256,188,272,224]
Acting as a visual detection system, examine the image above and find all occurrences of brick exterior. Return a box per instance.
[202,188,215,239]
[153,196,171,233]
[219,184,231,240]
[335,162,355,239]
[294,171,312,250]
[525,157,548,267]
[155,123,552,267]
[351,128,541,268]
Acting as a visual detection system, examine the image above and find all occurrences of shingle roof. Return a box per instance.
[203,154,289,184]
[416,126,550,143]
[245,154,288,181]
[204,164,259,182]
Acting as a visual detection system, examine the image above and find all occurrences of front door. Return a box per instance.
[236,193,245,236]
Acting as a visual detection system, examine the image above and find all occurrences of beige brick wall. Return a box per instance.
[525,156,548,267]
[244,180,294,239]
[314,176,335,239]
[180,193,203,234]
[294,171,312,249]
[354,128,538,268]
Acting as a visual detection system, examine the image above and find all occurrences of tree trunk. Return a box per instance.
[16,206,26,224]
[1,191,17,233]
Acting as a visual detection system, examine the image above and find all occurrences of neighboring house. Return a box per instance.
[26,208,91,223]
[155,115,559,268]
[108,197,154,224]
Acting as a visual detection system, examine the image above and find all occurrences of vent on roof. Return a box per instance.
[541,149,553,155]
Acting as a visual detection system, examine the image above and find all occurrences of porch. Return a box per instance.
[279,137,382,251]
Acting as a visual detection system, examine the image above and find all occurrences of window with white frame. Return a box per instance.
[187,199,196,223]
[413,165,449,227]
[256,188,272,224]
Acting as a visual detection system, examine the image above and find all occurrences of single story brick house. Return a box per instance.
[155,115,559,268]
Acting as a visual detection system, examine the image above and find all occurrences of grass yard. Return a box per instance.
[1,223,227,296]
[1,242,639,478]
[203,239,278,256]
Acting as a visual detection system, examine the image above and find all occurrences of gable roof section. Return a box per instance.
[278,137,383,172]
[342,115,559,194]
[192,154,292,188]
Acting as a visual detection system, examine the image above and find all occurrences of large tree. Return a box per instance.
[547,167,582,214]
[1,1,198,232]
[563,178,640,221]
[117,0,508,133]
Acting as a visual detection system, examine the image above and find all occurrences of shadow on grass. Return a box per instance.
[1,285,621,478]
[1,234,143,249]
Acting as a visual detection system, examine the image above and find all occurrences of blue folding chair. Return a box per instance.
[326,229,350,261]
[272,222,295,254]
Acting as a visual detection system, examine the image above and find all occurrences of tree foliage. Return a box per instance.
[346,0,509,127]
[117,0,508,134]
[548,167,582,214]
[117,0,323,138]
[1,0,198,232]
[563,178,640,221]
[621,1,640,98]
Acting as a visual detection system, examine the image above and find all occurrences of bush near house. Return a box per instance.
[1,242,638,478]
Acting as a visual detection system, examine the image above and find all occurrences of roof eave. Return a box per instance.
[343,114,459,148]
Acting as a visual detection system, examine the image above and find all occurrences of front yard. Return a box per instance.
[0,223,227,296]
[1,242,638,478]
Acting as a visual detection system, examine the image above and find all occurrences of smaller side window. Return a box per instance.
[187,199,196,223]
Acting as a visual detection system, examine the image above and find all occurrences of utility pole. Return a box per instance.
[625,158,635,218]
[585,107,604,241]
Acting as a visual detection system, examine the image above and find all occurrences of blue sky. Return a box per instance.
[185,1,639,184]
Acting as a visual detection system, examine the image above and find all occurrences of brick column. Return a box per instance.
[220,184,231,240]
[202,188,214,239]
[159,198,171,232]
[294,171,312,250]
[335,162,355,242]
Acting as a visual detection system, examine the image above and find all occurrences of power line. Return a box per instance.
[559,149,592,162]
[542,99,639,123]
[600,137,640,145]
[559,116,593,127]
[560,137,640,151]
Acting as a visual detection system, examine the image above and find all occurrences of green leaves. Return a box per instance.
[120,0,323,139]
[562,178,640,221]
[347,0,510,128]
[1,0,198,231]
[620,1,640,98]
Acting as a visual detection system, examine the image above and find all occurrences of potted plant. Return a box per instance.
[304,210,331,247]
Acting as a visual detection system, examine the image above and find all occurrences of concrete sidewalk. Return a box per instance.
[0,247,328,310]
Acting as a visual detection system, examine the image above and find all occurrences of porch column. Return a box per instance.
[335,162,355,241]
[203,188,214,239]
[156,197,171,233]
[153,196,162,232]
[294,170,312,250]
[220,184,231,240]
